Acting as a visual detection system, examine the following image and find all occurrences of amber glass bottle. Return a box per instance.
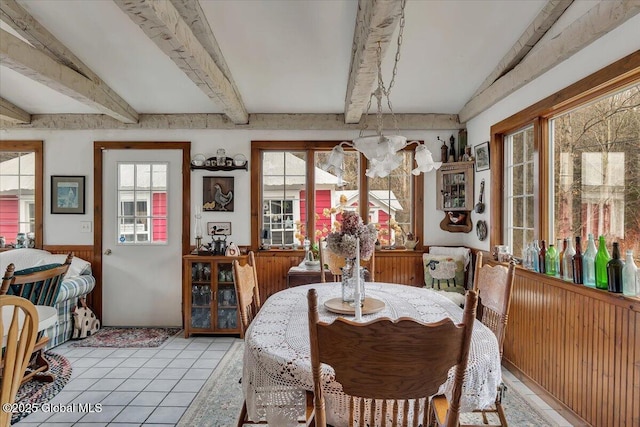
[538,240,547,274]
[606,242,624,293]
[572,236,583,284]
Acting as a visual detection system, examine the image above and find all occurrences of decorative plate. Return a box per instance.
[324,297,385,315]
[476,220,488,241]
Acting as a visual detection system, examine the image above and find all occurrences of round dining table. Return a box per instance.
[242,282,502,427]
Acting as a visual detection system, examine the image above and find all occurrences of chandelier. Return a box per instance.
[322,0,441,179]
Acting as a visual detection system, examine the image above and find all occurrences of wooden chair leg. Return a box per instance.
[236,401,248,427]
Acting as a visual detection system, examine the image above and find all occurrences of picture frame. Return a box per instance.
[474,141,490,172]
[203,176,235,211]
[51,175,85,214]
[207,222,232,236]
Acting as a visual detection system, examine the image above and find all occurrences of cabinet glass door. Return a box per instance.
[216,262,238,330]
[190,261,212,329]
[442,171,466,210]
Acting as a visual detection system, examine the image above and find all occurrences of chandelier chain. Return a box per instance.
[387,0,406,133]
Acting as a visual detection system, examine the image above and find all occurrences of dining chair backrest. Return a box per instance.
[320,242,376,283]
[0,295,39,427]
[233,253,261,337]
[472,252,516,356]
[308,288,478,427]
[1,253,73,307]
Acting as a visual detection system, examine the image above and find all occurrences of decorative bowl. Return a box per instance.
[191,153,206,167]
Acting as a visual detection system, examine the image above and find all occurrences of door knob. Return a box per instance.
[104,249,112,255]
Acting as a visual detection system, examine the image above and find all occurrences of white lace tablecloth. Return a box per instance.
[242,283,501,426]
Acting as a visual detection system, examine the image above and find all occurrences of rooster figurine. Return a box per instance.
[214,184,233,211]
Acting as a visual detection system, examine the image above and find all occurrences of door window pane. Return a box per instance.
[117,162,168,244]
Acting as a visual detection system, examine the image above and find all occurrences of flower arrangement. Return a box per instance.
[325,211,377,260]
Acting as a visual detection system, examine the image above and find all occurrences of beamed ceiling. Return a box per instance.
[1,0,639,130]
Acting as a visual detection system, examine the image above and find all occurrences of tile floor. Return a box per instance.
[14,333,575,427]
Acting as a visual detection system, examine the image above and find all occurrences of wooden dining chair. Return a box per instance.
[1,253,72,384]
[233,251,268,427]
[232,252,261,338]
[320,241,376,283]
[458,251,516,427]
[0,295,39,427]
[308,288,478,427]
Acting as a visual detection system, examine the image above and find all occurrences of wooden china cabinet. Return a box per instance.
[182,254,246,338]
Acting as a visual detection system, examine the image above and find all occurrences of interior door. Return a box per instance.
[102,149,182,326]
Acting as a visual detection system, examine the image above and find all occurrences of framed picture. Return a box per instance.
[51,175,85,214]
[203,176,235,211]
[474,141,490,172]
[207,222,232,236]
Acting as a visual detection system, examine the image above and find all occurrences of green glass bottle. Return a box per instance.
[546,244,558,276]
[595,235,610,290]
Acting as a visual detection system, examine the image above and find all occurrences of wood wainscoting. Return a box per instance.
[501,266,639,427]
[254,250,425,301]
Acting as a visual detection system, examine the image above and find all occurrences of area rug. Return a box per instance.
[69,327,181,348]
[178,341,561,427]
[12,352,73,424]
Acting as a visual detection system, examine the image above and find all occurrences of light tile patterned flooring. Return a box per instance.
[15,333,575,426]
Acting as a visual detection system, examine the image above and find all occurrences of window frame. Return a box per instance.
[490,51,640,251]
[0,141,43,249]
[250,140,424,251]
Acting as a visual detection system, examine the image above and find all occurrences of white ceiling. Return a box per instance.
[0,0,601,121]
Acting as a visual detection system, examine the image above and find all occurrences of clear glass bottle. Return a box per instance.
[606,242,624,293]
[622,250,638,296]
[546,244,558,276]
[558,238,566,278]
[563,237,575,282]
[595,235,610,290]
[573,236,583,285]
[524,242,533,270]
[532,240,540,272]
[583,234,597,287]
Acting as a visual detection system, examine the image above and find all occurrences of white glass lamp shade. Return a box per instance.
[412,144,442,175]
[366,152,404,178]
[353,135,407,161]
[320,145,345,181]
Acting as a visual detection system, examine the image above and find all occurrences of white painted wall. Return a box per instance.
[462,11,640,252]
[0,128,456,246]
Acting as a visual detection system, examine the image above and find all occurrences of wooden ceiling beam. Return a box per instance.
[0,0,138,124]
[344,0,402,124]
[0,29,138,123]
[1,113,461,130]
[458,0,640,123]
[471,0,574,98]
[114,0,249,124]
[0,96,30,124]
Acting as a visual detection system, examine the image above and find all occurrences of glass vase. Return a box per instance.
[341,258,366,304]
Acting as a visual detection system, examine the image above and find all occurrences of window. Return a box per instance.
[492,54,639,261]
[117,162,168,244]
[253,141,423,250]
[504,126,535,258]
[0,141,42,247]
[550,84,639,253]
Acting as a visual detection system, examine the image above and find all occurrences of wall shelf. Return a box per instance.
[190,163,248,172]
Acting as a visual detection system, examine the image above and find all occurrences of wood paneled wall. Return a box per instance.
[44,245,94,265]
[254,250,425,301]
[503,268,639,427]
